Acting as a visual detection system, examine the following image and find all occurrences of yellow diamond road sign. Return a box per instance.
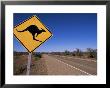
[14,15,52,52]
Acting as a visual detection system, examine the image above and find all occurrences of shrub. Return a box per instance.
[74,48,83,57]
[64,50,70,55]
[86,48,97,58]
[34,53,42,61]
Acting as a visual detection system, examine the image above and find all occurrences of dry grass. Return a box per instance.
[14,54,47,75]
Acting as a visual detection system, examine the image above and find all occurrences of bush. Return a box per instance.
[72,53,76,56]
[14,65,26,75]
[34,53,42,61]
[74,48,83,57]
[86,48,97,58]
[64,50,70,55]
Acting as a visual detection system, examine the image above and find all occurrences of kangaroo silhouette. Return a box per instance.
[16,25,46,42]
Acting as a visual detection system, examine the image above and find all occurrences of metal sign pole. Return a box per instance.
[26,52,32,75]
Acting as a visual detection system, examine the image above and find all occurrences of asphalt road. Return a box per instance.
[43,54,97,75]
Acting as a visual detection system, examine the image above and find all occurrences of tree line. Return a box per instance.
[14,48,97,59]
[49,48,97,59]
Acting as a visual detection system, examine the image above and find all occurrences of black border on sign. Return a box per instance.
[13,15,53,53]
[1,1,109,88]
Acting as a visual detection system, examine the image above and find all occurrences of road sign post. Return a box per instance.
[26,53,32,75]
[14,15,52,75]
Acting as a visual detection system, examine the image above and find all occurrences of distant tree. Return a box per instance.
[72,52,76,56]
[74,48,83,57]
[34,52,42,58]
[64,50,70,55]
[86,48,97,58]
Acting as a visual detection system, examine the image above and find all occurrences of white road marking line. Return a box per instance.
[54,57,92,75]
[58,55,97,62]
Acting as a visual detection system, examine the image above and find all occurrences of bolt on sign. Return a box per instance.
[14,15,52,53]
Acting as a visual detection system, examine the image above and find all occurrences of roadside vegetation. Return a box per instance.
[14,48,96,75]
[50,48,97,59]
[14,55,27,75]
[33,52,42,61]
[14,51,42,75]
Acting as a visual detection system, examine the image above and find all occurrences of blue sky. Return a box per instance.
[13,13,97,52]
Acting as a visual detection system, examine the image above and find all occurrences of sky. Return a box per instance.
[13,13,97,52]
